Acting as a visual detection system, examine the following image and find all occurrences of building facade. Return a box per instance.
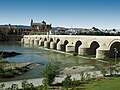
[31,19,52,35]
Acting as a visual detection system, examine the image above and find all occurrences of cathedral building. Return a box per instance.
[30,19,52,35]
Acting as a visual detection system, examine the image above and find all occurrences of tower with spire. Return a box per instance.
[30,19,33,26]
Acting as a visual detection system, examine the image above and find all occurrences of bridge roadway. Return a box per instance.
[21,35,120,59]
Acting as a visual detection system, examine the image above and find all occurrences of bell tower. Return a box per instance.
[30,19,33,26]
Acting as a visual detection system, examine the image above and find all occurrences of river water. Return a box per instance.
[0,42,111,82]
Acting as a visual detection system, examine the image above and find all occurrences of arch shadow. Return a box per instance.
[75,41,82,54]
[89,41,100,55]
[48,38,54,49]
[109,42,120,58]
[54,38,60,49]
[61,40,69,51]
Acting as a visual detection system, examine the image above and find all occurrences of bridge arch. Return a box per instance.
[108,39,120,49]
[61,40,69,51]
[109,41,120,58]
[50,38,53,42]
[40,38,42,40]
[89,41,100,55]
[54,38,60,49]
[75,40,82,54]
[44,38,47,41]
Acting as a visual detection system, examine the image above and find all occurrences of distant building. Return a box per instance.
[30,19,52,35]
[0,20,52,35]
[0,24,37,35]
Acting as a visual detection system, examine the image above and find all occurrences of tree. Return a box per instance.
[92,27,99,31]
[62,75,72,90]
[112,29,116,32]
[42,60,61,85]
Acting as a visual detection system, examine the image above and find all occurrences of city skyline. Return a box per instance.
[0,0,120,29]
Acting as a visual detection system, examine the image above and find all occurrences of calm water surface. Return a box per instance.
[0,42,111,82]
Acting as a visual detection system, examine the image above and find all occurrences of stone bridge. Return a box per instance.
[21,35,120,59]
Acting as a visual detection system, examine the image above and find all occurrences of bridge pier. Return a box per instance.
[50,42,55,49]
[39,40,42,46]
[57,41,62,51]
[44,41,50,48]
[34,39,39,46]
[96,48,109,59]
[66,44,75,52]
[21,38,24,43]
[44,41,48,48]
[30,39,34,45]
[23,39,30,45]
[39,40,44,46]
[78,47,89,55]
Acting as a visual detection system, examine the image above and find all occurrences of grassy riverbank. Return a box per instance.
[85,77,120,90]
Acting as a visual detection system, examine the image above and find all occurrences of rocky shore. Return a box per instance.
[61,65,95,75]
[0,62,38,78]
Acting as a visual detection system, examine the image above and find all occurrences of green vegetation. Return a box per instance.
[0,60,35,78]
[85,77,120,90]
[0,51,36,78]
[62,75,81,90]
[22,80,36,90]
[1,68,120,90]
[42,60,61,85]
[0,53,120,90]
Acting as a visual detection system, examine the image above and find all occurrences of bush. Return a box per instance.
[42,60,61,85]
[22,80,36,90]
[0,65,5,77]
[62,75,72,89]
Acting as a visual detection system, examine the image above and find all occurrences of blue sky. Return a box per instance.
[0,0,120,29]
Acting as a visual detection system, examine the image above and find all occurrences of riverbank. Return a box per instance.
[0,51,21,58]
[0,61,38,79]
[0,70,103,89]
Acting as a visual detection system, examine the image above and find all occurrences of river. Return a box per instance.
[0,42,111,82]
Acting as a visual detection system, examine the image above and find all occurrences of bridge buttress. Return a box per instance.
[96,48,109,59]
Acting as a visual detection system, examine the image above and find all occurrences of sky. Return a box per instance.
[0,0,120,29]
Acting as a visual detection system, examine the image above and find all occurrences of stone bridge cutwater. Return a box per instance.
[21,35,120,59]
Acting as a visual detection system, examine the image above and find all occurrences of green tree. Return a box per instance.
[42,60,61,85]
[62,75,72,90]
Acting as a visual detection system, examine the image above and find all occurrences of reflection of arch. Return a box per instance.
[89,41,100,55]
[61,40,69,51]
[55,38,60,49]
[109,42,120,58]
[75,40,82,54]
